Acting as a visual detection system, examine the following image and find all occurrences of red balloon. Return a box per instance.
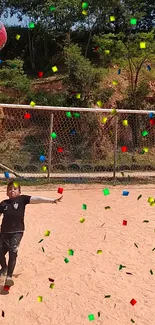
[0,21,7,50]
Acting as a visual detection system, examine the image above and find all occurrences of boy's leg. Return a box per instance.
[7,232,23,278]
[0,233,8,271]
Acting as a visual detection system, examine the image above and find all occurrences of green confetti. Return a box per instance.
[66,112,72,118]
[150,269,153,275]
[64,258,69,263]
[19,295,23,301]
[134,243,138,248]
[131,319,135,323]
[73,113,80,118]
[82,204,87,210]
[143,220,149,223]
[42,247,45,252]
[103,188,110,196]
[105,206,111,210]
[68,249,74,256]
[142,130,148,137]
[29,22,35,29]
[50,132,57,139]
[137,194,142,200]
[104,295,111,298]
[119,264,126,270]
[88,314,95,321]
[38,239,44,243]
[130,18,137,25]
[50,5,56,11]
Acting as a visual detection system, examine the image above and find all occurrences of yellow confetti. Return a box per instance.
[101,117,107,124]
[82,10,87,15]
[41,166,47,172]
[44,230,50,236]
[110,16,115,22]
[148,197,154,203]
[16,34,20,40]
[111,108,117,115]
[105,50,110,54]
[37,296,43,302]
[52,66,58,72]
[76,93,81,99]
[97,250,102,254]
[140,42,146,49]
[112,80,118,85]
[122,120,128,126]
[50,283,55,289]
[80,218,85,223]
[30,101,36,107]
[143,147,148,153]
[97,100,103,108]
[13,181,19,188]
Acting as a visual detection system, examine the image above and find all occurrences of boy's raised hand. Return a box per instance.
[53,195,63,204]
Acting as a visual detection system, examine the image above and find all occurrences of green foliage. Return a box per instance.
[0,59,30,93]
[64,44,104,105]
[27,90,68,107]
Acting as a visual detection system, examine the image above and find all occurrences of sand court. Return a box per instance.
[0,183,155,325]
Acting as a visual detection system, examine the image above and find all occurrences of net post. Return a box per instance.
[47,113,54,182]
[113,115,118,186]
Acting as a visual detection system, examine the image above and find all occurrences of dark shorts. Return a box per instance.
[0,232,23,254]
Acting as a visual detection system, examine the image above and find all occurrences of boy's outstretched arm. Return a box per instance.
[30,195,63,204]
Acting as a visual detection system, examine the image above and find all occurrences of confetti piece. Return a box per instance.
[104,234,106,240]
[148,197,154,203]
[16,34,20,40]
[29,22,35,28]
[112,80,118,85]
[66,112,72,118]
[122,120,128,126]
[119,264,126,270]
[70,129,76,135]
[50,132,57,139]
[19,295,23,301]
[105,50,110,54]
[149,119,155,125]
[150,269,153,275]
[80,218,85,223]
[42,247,45,252]
[4,171,9,178]
[39,155,45,162]
[110,16,115,22]
[41,166,47,172]
[88,314,95,321]
[76,93,81,99]
[49,278,54,282]
[2,310,4,317]
[101,223,105,227]
[131,319,135,323]
[149,112,154,119]
[82,204,87,210]
[52,66,58,72]
[24,113,31,119]
[38,71,43,78]
[122,220,127,225]
[97,100,103,108]
[68,249,74,256]
[38,239,43,243]
[152,247,155,251]
[104,295,111,298]
[143,220,149,223]
[121,146,127,152]
[123,190,129,196]
[137,194,142,200]
[58,147,63,153]
[37,296,43,302]
[82,10,88,15]
[142,130,148,136]
[121,172,124,177]
[73,112,80,118]
[103,188,110,196]
[64,258,69,263]
[97,250,102,254]
[147,65,151,71]
[98,312,100,317]
[130,18,137,25]
[58,187,63,194]
[13,181,19,188]
[30,101,36,107]
[44,230,50,236]
[101,117,107,124]
[150,201,155,206]
[50,283,55,289]
[118,68,121,74]
[140,42,146,49]
[134,243,138,248]
[105,206,110,209]
[3,286,10,291]
[130,298,137,306]
[126,272,132,275]
[50,5,56,11]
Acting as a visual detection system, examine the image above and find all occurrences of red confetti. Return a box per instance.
[130,298,137,306]
[58,187,63,194]
[24,113,31,119]
[121,146,127,152]
[38,71,43,78]
[122,220,127,225]
[150,119,155,125]
[93,46,99,52]
[58,147,63,153]
[3,285,10,291]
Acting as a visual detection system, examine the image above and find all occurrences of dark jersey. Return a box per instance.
[0,195,31,233]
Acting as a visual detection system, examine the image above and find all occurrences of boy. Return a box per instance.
[0,180,63,287]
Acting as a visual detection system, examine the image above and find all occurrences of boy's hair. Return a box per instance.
[7,180,21,191]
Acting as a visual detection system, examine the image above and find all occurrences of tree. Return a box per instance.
[93,30,155,148]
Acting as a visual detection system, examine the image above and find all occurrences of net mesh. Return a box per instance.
[0,106,155,185]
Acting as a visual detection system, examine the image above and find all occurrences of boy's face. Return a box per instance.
[7,185,21,199]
